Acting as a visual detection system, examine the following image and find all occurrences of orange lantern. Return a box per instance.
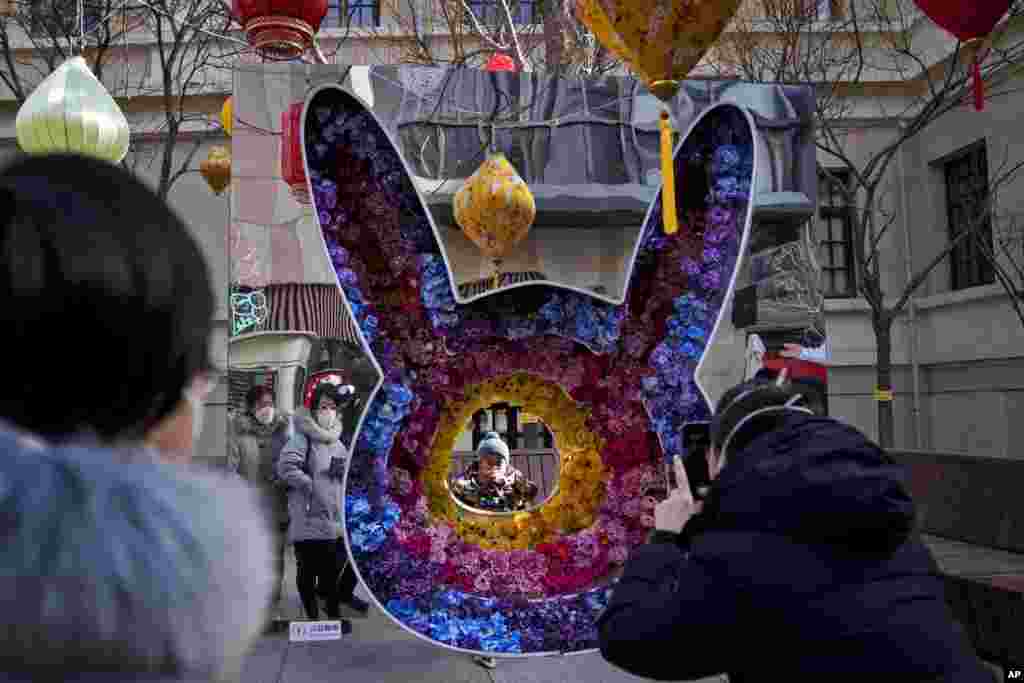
[574,0,744,235]
[200,146,231,195]
[221,97,233,137]
[281,101,308,203]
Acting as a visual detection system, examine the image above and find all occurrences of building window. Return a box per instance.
[465,0,539,26]
[324,0,380,28]
[29,0,103,37]
[817,169,856,298]
[943,142,995,290]
[763,0,844,20]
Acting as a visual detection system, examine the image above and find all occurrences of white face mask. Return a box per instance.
[316,409,337,430]
[254,406,275,425]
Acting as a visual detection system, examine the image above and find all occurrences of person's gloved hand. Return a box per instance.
[654,455,704,534]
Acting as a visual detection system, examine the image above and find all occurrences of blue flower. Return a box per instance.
[712,145,741,175]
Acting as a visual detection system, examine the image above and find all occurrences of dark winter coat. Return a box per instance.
[597,415,991,683]
[0,423,274,682]
[227,410,292,528]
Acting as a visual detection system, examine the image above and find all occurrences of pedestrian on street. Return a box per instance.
[0,153,274,681]
[229,384,294,622]
[278,382,369,620]
[598,375,993,682]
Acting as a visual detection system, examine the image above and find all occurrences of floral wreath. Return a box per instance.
[303,84,756,655]
[422,373,606,552]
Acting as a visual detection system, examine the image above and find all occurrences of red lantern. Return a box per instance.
[912,0,1012,111]
[281,101,309,203]
[232,0,329,60]
[485,53,517,72]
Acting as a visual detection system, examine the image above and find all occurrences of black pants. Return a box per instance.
[293,539,357,620]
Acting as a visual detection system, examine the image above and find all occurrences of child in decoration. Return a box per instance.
[450,432,539,512]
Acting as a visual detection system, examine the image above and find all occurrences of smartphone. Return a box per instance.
[666,422,712,498]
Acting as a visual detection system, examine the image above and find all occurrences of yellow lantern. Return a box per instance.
[15,56,131,164]
[574,0,743,235]
[453,152,536,290]
[200,146,232,195]
[221,97,233,137]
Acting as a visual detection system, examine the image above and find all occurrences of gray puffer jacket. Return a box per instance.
[276,409,347,543]
[227,410,292,528]
[0,422,273,682]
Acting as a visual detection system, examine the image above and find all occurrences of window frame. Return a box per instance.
[28,0,104,38]
[817,168,857,299]
[941,140,995,291]
[464,0,540,27]
[323,0,381,29]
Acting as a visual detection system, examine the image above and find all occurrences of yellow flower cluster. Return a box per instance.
[420,373,608,551]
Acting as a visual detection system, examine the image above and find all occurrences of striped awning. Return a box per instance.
[254,283,362,347]
[457,271,548,299]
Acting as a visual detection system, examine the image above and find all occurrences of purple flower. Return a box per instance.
[708,206,733,228]
[700,269,722,290]
[680,257,702,277]
[702,247,722,264]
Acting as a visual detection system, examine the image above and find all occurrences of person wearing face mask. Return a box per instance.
[277,382,369,620]
[228,384,293,620]
[0,154,274,682]
[597,375,992,683]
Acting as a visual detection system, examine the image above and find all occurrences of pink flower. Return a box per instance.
[640,514,655,528]
[486,551,511,575]
[474,572,492,593]
[622,499,643,519]
[641,496,657,511]
[460,551,482,574]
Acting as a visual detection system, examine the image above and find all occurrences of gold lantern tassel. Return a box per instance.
[659,110,679,235]
[492,259,502,290]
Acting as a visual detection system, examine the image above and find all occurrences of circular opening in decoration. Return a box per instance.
[422,373,607,551]
[445,403,560,515]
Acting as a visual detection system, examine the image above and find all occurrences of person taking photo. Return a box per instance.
[598,375,993,682]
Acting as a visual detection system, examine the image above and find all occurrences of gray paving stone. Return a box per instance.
[245,548,727,683]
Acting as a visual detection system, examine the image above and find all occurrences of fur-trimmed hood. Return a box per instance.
[294,407,343,445]
[0,423,273,681]
[230,410,290,439]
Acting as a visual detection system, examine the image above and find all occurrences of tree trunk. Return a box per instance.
[873,313,895,449]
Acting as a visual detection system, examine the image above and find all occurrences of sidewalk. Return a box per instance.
[242,546,728,683]
[242,607,727,683]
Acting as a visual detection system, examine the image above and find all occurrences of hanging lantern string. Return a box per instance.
[77,0,85,55]
[122,0,129,99]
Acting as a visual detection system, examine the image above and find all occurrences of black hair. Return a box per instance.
[0,154,214,441]
[710,377,811,461]
[245,385,274,410]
